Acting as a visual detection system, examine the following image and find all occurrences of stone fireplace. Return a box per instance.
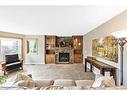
[56,47,72,64]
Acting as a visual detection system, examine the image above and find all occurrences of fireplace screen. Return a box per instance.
[59,52,70,62]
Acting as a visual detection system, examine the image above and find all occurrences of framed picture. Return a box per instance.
[27,39,38,54]
[92,36,118,63]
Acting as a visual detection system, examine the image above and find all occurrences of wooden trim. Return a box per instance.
[1,62,6,75]
[0,31,24,39]
[0,36,23,39]
[45,35,46,64]
[20,59,24,69]
[21,38,24,59]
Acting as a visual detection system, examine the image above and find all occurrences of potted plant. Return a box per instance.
[0,72,7,84]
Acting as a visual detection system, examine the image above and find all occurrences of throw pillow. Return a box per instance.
[92,76,105,88]
[92,74,116,88]
[16,80,35,88]
[15,73,32,83]
[102,76,115,87]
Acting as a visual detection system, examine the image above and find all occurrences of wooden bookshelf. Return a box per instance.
[45,35,56,64]
[73,36,83,63]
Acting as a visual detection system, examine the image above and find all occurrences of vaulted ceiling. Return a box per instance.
[0,6,126,36]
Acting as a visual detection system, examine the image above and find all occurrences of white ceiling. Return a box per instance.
[0,6,126,36]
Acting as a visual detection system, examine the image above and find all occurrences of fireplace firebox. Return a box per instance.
[58,52,70,63]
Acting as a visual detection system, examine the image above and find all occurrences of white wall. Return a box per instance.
[84,10,127,85]
[24,35,45,64]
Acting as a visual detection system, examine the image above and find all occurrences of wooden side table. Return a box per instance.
[85,58,116,82]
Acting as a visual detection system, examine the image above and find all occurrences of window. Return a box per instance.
[27,39,38,54]
[0,38,22,61]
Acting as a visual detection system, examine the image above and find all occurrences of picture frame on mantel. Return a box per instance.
[27,39,38,54]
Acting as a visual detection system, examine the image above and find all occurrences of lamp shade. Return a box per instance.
[111,29,127,38]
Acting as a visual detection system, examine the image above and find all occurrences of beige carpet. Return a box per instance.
[8,64,95,81]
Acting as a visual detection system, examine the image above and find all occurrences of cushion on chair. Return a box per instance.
[75,80,94,88]
[5,54,19,64]
[6,62,21,66]
[34,79,54,88]
[53,79,75,87]
[6,63,22,71]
